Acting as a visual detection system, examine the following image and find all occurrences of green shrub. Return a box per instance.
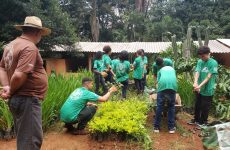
[88,98,152,149]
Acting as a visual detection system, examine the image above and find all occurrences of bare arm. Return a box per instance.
[97,91,112,102]
[193,72,200,87]
[0,69,10,99]
[0,69,9,86]
[10,72,27,95]
[196,73,212,90]
[97,86,117,102]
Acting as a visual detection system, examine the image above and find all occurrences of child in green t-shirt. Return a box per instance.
[132,49,145,94]
[93,51,108,95]
[140,49,148,88]
[153,58,177,134]
[60,78,117,135]
[153,57,173,82]
[113,50,130,98]
[188,46,218,127]
[102,45,115,83]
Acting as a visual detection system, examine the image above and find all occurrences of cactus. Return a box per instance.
[182,39,187,58]
[196,26,203,47]
[182,27,193,59]
[171,35,177,58]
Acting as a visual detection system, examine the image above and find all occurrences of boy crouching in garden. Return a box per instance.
[153,59,177,134]
[60,78,117,135]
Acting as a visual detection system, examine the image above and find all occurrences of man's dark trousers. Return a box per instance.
[9,96,42,150]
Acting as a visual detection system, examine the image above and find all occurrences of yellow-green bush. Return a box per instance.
[89,98,149,140]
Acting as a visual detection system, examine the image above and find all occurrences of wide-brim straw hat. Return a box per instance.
[15,16,51,36]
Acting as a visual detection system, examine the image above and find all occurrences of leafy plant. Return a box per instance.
[215,101,230,121]
[0,100,13,132]
[88,98,152,149]
[177,75,195,110]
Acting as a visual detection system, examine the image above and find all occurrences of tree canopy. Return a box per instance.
[0,0,229,49]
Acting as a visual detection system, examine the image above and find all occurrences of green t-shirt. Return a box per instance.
[102,54,112,70]
[111,59,120,71]
[113,60,130,82]
[143,56,148,74]
[195,58,218,96]
[157,66,177,92]
[60,87,99,123]
[93,59,104,72]
[153,63,160,76]
[133,56,144,79]
[153,58,173,76]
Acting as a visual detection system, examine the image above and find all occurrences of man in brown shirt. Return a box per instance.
[0,16,51,150]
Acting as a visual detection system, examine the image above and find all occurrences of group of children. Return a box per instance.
[93,46,148,98]
[60,45,218,135]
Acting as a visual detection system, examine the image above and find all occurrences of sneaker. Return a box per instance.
[64,124,75,132]
[169,128,176,134]
[71,129,89,135]
[154,127,160,133]
[196,123,208,130]
[187,119,198,125]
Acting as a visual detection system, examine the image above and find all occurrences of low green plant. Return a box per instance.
[88,98,152,149]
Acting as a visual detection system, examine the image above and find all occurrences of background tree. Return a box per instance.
[1,0,230,47]
[0,0,77,50]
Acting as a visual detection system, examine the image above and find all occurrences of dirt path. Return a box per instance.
[148,112,204,150]
[0,112,204,150]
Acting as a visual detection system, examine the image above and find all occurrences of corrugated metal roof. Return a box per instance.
[75,42,172,53]
[53,40,230,54]
[76,41,230,54]
[194,40,230,53]
[217,39,230,47]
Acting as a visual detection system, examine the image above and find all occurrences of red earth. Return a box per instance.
[0,112,205,150]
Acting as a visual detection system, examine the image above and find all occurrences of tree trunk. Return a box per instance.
[90,0,99,42]
[135,0,145,12]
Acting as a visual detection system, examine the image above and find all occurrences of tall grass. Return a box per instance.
[0,100,13,132]
[177,74,195,110]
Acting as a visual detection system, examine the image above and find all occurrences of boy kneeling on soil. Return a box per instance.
[153,58,177,134]
[60,78,117,135]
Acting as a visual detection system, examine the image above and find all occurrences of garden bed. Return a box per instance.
[88,99,152,149]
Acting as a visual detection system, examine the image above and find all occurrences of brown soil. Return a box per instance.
[148,111,204,150]
[0,112,205,150]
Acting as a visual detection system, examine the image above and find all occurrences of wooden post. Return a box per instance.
[88,53,92,71]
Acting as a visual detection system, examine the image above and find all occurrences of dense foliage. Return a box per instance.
[213,66,230,121]
[0,0,77,50]
[0,0,229,49]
